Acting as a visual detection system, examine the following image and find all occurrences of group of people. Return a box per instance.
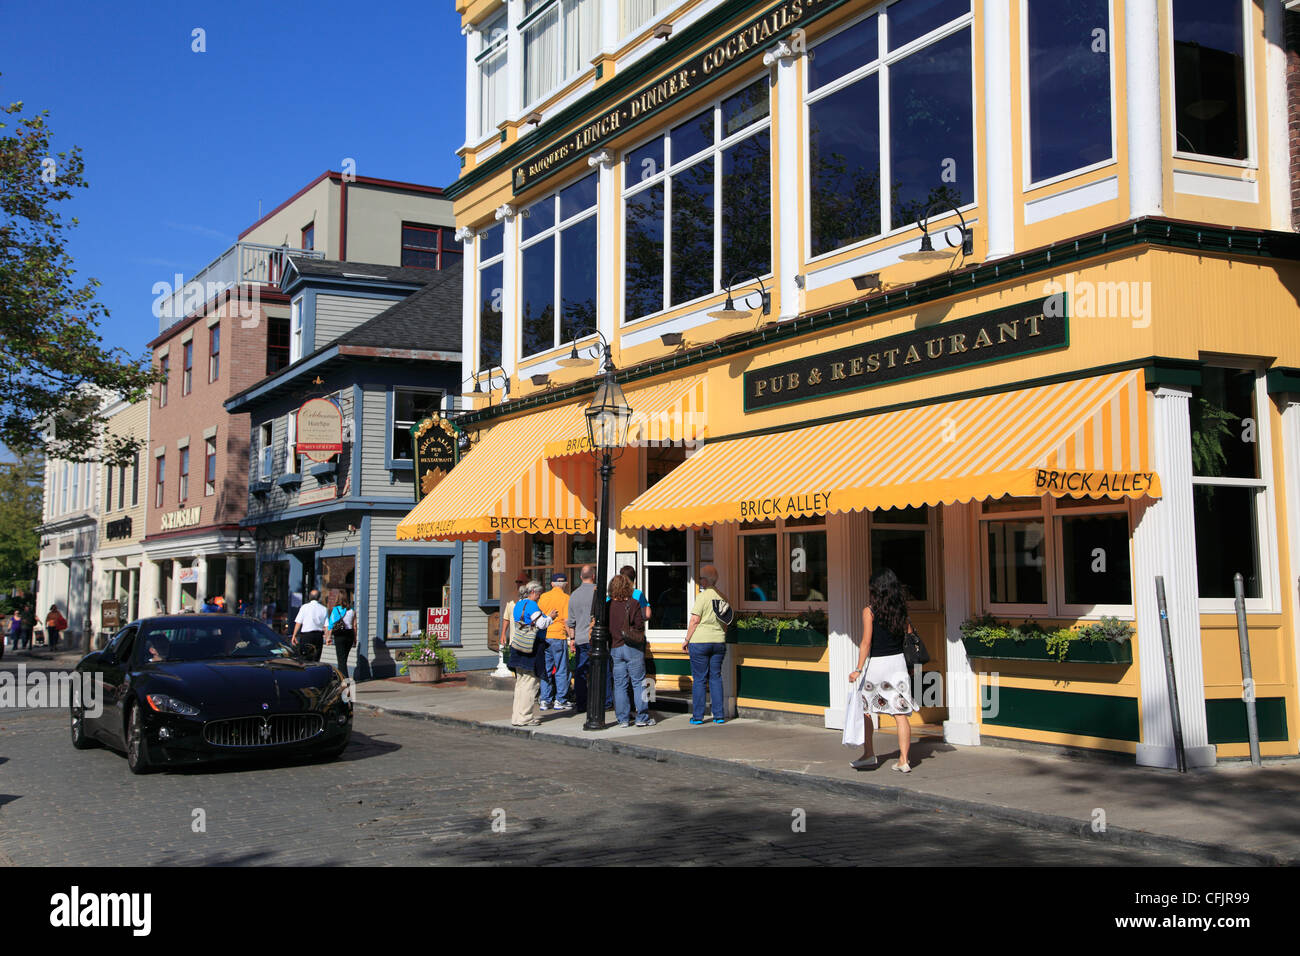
[502,563,730,729]
[289,588,357,678]
[4,604,64,655]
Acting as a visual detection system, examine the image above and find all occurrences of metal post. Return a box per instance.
[584,453,613,732]
[1233,573,1262,767]
[1155,576,1187,773]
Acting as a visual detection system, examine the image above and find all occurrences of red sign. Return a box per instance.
[426,607,451,643]
[297,398,343,462]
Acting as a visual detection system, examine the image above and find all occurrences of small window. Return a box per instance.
[155,455,165,508]
[130,452,139,507]
[178,447,189,502]
[1172,0,1248,161]
[205,437,217,496]
[259,423,274,480]
[290,300,304,364]
[391,389,443,461]
[208,324,220,382]
[182,341,193,395]
[286,415,299,475]
[301,222,314,251]
[401,223,459,270]
[105,465,114,512]
[158,357,169,407]
[117,460,126,512]
[266,316,290,375]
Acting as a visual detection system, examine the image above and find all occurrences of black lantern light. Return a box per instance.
[898,202,974,262]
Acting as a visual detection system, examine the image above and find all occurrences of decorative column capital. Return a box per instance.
[762,40,799,67]
[494,204,516,222]
[587,149,615,168]
[454,226,477,243]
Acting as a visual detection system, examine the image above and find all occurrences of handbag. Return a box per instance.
[902,623,930,666]
[509,615,539,654]
[620,601,646,649]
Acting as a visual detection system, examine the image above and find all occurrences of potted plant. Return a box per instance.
[399,634,460,682]
[959,614,1134,663]
[730,609,829,647]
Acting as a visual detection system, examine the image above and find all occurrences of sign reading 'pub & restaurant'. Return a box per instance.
[744,296,1068,412]
[411,416,458,503]
[512,0,835,194]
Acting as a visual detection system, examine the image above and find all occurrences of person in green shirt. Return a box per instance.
[683,564,728,724]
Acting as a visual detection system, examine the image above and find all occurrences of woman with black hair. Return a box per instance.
[847,568,920,773]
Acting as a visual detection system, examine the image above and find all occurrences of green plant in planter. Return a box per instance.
[961,614,1135,661]
[397,633,458,675]
[735,612,825,643]
[1076,616,1135,644]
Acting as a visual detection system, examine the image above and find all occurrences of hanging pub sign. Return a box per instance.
[411,415,459,503]
[297,398,343,462]
[283,529,325,551]
[744,296,1069,412]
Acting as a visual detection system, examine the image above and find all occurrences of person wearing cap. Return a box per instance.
[537,572,571,712]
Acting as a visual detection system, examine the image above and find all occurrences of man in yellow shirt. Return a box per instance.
[537,573,572,711]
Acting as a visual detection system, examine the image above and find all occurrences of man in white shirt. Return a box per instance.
[292,589,328,662]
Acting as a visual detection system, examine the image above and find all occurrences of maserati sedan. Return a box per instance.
[71,614,352,773]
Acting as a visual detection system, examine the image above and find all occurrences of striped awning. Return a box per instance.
[621,370,1161,529]
[543,375,707,459]
[396,402,597,541]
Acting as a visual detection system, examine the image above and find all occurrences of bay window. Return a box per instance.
[477,13,508,140]
[522,0,599,108]
[521,171,598,358]
[1025,0,1114,184]
[807,0,973,259]
[623,76,772,323]
[1172,0,1248,161]
[478,223,504,372]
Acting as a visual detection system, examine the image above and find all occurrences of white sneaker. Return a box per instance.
[892,761,911,773]
[539,700,551,711]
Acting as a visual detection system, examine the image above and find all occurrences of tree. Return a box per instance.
[0,85,158,464]
[0,451,43,594]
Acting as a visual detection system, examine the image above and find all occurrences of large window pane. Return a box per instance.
[742,534,779,603]
[986,519,1046,605]
[647,529,687,563]
[1027,0,1112,182]
[809,72,881,257]
[524,7,560,104]
[1190,367,1258,479]
[889,27,973,228]
[670,158,714,306]
[721,78,770,136]
[887,0,969,52]
[559,171,598,219]
[624,183,664,321]
[808,15,878,91]
[385,556,452,640]
[645,565,689,630]
[722,131,771,281]
[1060,513,1131,605]
[521,237,555,357]
[1173,0,1246,160]
[522,198,554,241]
[671,109,713,163]
[788,530,828,602]
[479,261,503,370]
[871,528,928,601]
[626,136,664,184]
[480,223,503,261]
[560,216,597,342]
[1194,486,1261,599]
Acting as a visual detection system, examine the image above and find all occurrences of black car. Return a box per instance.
[71,614,352,774]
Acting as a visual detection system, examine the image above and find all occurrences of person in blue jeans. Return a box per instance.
[608,574,654,727]
[683,565,728,724]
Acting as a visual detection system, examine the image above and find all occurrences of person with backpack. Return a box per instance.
[608,573,654,728]
[509,580,553,727]
[682,564,730,725]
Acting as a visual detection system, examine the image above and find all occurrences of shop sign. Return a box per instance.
[178,567,198,584]
[58,537,75,555]
[512,0,836,194]
[297,398,343,462]
[106,517,133,540]
[744,296,1068,412]
[101,600,121,630]
[160,506,201,531]
[411,416,458,502]
[299,484,338,505]
[426,607,451,643]
[1033,469,1157,495]
[283,530,324,551]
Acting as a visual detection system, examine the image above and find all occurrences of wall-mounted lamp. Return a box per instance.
[660,332,685,347]
[707,273,772,324]
[463,367,509,405]
[851,273,882,291]
[530,373,551,387]
[653,21,673,39]
[556,329,614,370]
[524,110,543,126]
[898,202,973,262]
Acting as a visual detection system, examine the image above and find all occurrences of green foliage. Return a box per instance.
[734,610,827,643]
[1190,398,1239,478]
[397,633,459,672]
[0,87,160,463]
[0,452,42,591]
[960,614,1134,661]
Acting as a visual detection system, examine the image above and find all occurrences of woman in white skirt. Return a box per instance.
[847,568,919,773]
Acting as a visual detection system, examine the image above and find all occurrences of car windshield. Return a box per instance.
[138,620,295,663]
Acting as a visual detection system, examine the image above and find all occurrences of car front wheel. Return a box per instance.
[70,705,95,750]
[126,703,152,774]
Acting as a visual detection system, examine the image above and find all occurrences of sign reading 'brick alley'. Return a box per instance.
[411,415,458,504]
[743,296,1068,412]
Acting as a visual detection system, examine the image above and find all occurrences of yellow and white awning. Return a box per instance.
[396,402,597,541]
[621,369,1160,529]
[543,375,707,459]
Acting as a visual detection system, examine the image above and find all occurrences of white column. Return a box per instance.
[1265,0,1292,231]
[590,150,618,342]
[824,510,869,729]
[194,555,208,606]
[457,227,479,388]
[599,0,619,55]
[127,566,137,621]
[1279,396,1300,748]
[169,558,182,613]
[506,0,523,119]
[713,521,739,718]
[498,204,519,376]
[1131,386,1216,768]
[942,502,981,745]
[764,41,804,318]
[1125,0,1163,218]
[463,24,480,148]
[224,555,238,606]
[983,0,1014,259]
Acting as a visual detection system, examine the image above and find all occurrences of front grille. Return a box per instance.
[203,714,325,748]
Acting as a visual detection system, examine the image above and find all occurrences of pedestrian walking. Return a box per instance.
[682,565,729,725]
[565,565,598,711]
[845,567,920,773]
[200,594,220,613]
[6,610,19,654]
[537,572,571,712]
[291,589,328,662]
[45,605,66,650]
[608,573,654,728]
[325,596,357,679]
[20,605,34,650]
[509,581,552,726]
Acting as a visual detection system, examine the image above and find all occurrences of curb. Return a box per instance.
[354,700,1293,867]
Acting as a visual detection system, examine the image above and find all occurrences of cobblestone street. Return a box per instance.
[0,705,1195,866]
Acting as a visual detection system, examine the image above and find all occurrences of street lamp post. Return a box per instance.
[583,359,633,733]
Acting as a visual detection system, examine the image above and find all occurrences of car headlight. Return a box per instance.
[146,693,200,716]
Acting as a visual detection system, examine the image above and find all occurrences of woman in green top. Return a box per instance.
[683,565,728,724]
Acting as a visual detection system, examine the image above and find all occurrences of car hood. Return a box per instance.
[137,658,341,714]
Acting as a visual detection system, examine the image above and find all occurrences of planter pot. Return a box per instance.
[407,662,444,683]
[962,636,1132,664]
[727,622,829,647]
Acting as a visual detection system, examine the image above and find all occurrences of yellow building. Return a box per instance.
[402,0,1300,765]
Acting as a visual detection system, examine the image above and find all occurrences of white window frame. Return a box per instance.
[519,171,599,359]
[289,298,304,364]
[1193,366,1278,614]
[204,436,217,497]
[520,0,600,113]
[642,526,696,642]
[477,224,506,375]
[476,12,509,141]
[736,518,831,614]
[285,414,298,475]
[1167,0,1257,169]
[802,3,978,265]
[619,0,681,42]
[620,73,775,325]
[392,388,445,461]
[259,422,274,481]
[1018,0,1119,192]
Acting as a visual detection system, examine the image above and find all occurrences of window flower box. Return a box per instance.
[727,612,828,648]
[959,615,1134,664]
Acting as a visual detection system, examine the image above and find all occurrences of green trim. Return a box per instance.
[1205,697,1289,744]
[727,622,828,647]
[646,657,691,676]
[455,218,1300,430]
[595,62,603,79]
[1266,367,1300,395]
[962,636,1133,664]
[1144,359,1202,390]
[736,665,829,707]
[981,687,1140,742]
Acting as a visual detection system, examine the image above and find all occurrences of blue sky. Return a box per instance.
[2,0,465,360]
